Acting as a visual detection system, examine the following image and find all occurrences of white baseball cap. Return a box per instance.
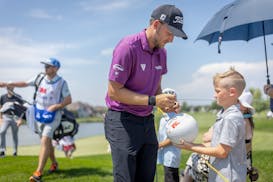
[238,90,255,114]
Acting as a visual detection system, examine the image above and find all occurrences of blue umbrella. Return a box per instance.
[196,0,273,84]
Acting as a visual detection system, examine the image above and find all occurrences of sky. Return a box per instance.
[1,0,273,107]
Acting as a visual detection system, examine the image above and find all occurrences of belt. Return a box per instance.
[108,109,153,119]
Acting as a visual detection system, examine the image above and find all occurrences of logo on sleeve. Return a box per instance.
[113,64,124,76]
[113,64,124,71]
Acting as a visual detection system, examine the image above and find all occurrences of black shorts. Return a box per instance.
[164,166,179,182]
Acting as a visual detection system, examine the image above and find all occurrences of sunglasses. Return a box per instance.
[45,65,53,69]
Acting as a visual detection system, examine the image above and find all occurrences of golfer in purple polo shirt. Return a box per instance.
[104,4,187,182]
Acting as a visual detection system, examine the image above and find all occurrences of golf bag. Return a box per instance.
[6,89,79,140]
[53,108,79,140]
[0,101,27,119]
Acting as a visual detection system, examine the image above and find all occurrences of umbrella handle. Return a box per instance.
[266,79,273,112]
[218,35,222,54]
[269,85,273,112]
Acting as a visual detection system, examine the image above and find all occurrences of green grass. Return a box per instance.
[0,155,113,182]
[1,112,273,181]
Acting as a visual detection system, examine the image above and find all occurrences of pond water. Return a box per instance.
[6,122,104,146]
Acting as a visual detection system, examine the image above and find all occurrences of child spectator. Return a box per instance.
[157,88,181,182]
[176,68,247,182]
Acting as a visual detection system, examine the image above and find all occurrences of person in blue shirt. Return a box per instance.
[157,88,181,182]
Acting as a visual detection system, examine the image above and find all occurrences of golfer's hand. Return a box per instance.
[156,94,178,113]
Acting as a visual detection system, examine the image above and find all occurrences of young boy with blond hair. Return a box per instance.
[177,67,247,182]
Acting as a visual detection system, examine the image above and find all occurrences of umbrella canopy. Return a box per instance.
[197,0,273,44]
[196,0,273,113]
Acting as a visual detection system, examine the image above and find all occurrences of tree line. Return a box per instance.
[180,88,269,113]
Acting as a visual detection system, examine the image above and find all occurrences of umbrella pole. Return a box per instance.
[262,21,273,112]
[262,21,270,84]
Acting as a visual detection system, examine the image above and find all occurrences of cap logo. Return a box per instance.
[173,16,183,24]
[159,14,166,21]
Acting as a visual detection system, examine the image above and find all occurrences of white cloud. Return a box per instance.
[63,57,100,67]
[100,48,113,56]
[0,37,54,64]
[80,1,130,12]
[0,27,23,37]
[28,9,62,20]
[0,30,104,104]
[0,31,78,79]
[176,61,270,105]
[0,37,70,68]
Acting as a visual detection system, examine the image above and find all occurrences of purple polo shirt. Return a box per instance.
[105,30,167,116]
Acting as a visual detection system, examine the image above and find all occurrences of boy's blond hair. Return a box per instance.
[213,67,246,95]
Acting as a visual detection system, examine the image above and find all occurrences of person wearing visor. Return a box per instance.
[157,88,182,182]
[7,58,72,182]
[105,4,187,182]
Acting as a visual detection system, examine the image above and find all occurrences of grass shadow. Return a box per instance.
[47,167,112,179]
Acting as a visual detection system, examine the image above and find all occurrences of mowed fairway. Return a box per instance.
[1,112,273,181]
[12,135,110,157]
